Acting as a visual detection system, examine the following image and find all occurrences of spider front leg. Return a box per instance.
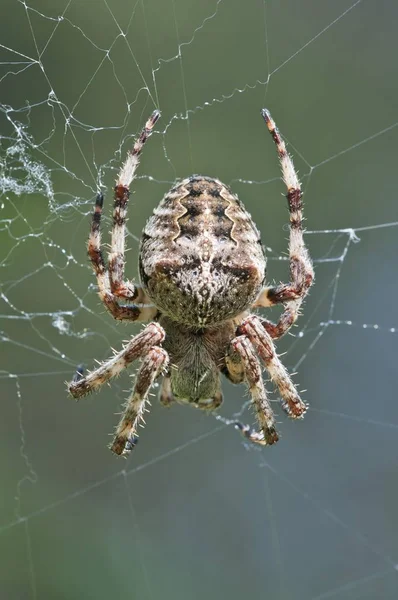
[109,110,160,300]
[227,335,278,446]
[111,346,169,456]
[87,110,160,321]
[254,109,314,339]
[68,322,165,398]
[238,315,307,419]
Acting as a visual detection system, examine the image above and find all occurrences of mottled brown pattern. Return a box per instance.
[139,175,266,327]
[68,109,314,456]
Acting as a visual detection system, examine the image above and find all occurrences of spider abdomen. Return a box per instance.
[139,175,266,327]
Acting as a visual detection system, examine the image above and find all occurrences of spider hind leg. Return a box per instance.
[228,335,279,446]
[111,346,169,456]
[239,315,307,419]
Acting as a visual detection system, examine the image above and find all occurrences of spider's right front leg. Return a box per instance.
[227,335,278,446]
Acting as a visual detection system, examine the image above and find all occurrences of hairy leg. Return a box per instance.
[229,335,278,446]
[253,109,314,338]
[87,111,160,321]
[239,315,307,418]
[68,322,165,398]
[111,346,169,456]
[159,376,175,407]
[88,193,158,321]
[251,300,301,340]
[109,111,160,299]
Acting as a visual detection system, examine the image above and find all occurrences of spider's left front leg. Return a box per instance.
[88,111,160,323]
[238,314,307,419]
[108,110,160,301]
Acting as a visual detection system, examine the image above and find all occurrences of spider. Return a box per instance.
[68,109,314,457]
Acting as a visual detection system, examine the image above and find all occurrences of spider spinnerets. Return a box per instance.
[68,109,314,457]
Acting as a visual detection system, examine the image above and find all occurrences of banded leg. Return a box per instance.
[68,322,165,398]
[87,110,160,321]
[252,302,301,340]
[239,315,307,418]
[88,193,157,321]
[109,110,160,299]
[229,335,278,446]
[253,109,314,338]
[111,346,169,456]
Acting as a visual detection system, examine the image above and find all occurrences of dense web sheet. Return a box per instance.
[1,1,398,598]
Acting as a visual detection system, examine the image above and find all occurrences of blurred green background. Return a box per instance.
[1,0,398,598]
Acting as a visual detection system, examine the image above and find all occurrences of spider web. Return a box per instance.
[1,0,398,598]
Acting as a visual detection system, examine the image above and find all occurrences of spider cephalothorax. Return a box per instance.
[68,110,314,457]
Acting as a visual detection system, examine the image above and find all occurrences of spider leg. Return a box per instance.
[233,421,268,446]
[111,346,169,456]
[228,335,278,446]
[252,300,301,341]
[159,375,175,407]
[88,193,158,321]
[253,109,314,339]
[68,322,165,398]
[87,110,160,321]
[109,110,160,299]
[239,315,307,418]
